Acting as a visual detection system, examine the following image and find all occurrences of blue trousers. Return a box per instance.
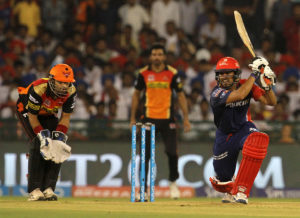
[213,121,258,182]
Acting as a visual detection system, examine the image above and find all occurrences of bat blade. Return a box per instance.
[234,10,256,57]
[234,11,272,86]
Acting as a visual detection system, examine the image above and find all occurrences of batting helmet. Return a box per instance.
[215,57,241,87]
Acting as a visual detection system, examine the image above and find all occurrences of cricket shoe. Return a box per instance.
[43,187,58,201]
[28,188,45,201]
[221,193,235,203]
[234,192,248,204]
[135,192,148,202]
[169,182,180,199]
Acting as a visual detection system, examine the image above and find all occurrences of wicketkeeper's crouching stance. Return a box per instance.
[16,64,76,201]
[209,57,277,204]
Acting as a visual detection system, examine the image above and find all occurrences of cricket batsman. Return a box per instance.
[16,64,76,201]
[209,56,277,204]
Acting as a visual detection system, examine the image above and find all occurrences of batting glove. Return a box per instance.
[263,66,276,86]
[248,56,269,72]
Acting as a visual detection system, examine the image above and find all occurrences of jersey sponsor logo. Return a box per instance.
[225,98,250,108]
[44,99,51,107]
[147,82,169,89]
[41,105,59,113]
[163,75,169,81]
[29,94,39,104]
[220,90,229,98]
[212,88,223,97]
[147,74,155,82]
[28,101,40,111]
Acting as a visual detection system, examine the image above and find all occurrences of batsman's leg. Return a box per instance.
[231,132,269,204]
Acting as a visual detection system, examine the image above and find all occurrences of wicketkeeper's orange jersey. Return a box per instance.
[17,78,77,116]
[135,65,183,119]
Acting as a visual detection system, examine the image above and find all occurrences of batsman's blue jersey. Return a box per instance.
[210,79,264,134]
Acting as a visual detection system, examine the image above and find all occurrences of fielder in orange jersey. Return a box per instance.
[209,56,277,204]
[16,64,76,201]
[130,43,191,200]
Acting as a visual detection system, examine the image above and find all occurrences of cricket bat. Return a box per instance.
[234,10,271,85]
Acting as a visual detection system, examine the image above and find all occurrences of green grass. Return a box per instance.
[0,197,299,218]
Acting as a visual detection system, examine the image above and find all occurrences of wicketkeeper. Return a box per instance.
[16,64,76,201]
[209,56,277,204]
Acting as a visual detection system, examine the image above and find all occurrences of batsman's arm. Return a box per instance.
[177,91,191,132]
[258,89,277,106]
[130,89,141,126]
[226,75,256,104]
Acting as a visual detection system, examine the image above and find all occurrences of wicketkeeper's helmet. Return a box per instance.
[48,64,75,97]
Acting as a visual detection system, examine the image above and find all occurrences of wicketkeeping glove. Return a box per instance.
[37,129,53,160]
[37,129,51,147]
[52,131,68,143]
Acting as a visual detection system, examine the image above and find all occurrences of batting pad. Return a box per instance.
[231,132,269,197]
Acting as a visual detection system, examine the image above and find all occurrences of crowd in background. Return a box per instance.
[0,0,299,142]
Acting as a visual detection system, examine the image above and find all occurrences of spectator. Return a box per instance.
[116,72,134,120]
[199,9,226,48]
[42,0,67,36]
[0,0,12,28]
[165,20,179,54]
[15,24,33,46]
[271,0,292,53]
[118,0,150,40]
[187,88,203,121]
[120,25,139,52]
[283,3,300,66]
[179,0,202,38]
[194,0,215,43]
[93,0,119,36]
[13,0,41,37]
[94,38,119,62]
[151,0,180,38]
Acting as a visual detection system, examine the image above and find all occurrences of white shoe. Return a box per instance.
[234,192,248,204]
[28,188,45,201]
[43,187,58,201]
[169,182,180,199]
[222,193,235,203]
[135,192,148,202]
